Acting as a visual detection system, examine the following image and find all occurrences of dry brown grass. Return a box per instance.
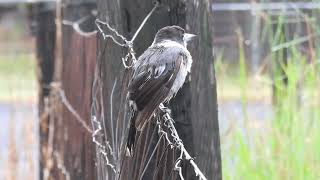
[5,113,18,180]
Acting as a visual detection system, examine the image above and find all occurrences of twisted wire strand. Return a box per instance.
[49,83,117,174]
[159,103,208,180]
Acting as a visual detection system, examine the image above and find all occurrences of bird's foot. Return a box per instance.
[159,103,175,126]
[159,103,171,115]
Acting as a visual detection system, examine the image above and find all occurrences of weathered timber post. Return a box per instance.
[95,0,221,179]
[36,0,221,179]
[28,2,56,179]
[36,0,98,179]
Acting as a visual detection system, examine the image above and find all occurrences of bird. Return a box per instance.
[126,25,196,156]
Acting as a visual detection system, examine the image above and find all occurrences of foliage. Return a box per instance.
[218,12,320,180]
[0,54,36,101]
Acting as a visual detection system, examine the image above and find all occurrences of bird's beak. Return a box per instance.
[184,33,197,42]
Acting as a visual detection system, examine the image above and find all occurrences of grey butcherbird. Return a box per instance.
[126,25,196,156]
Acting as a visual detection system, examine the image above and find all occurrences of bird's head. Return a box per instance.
[153,26,196,47]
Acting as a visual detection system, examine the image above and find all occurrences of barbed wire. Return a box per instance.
[90,64,119,176]
[95,1,159,69]
[46,82,118,175]
[50,83,93,133]
[95,19,129,47]
[92,115,117,173]
[94,1,208,179]
[40,0,209,179]
[62,10,97,37]
[40,0,211,178]
[159,104,207,180]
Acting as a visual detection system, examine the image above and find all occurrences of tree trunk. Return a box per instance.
[37,0,221,179]
[36,1,97,179]
[28,3,56,179]
[95,0,221,179]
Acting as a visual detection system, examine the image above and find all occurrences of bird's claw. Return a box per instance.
[159,103,171,115]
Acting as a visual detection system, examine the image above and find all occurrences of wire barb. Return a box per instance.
[95,19,129,47]
[159,103,208,180]
[92,115,117,173]
[62,10,97,37]
[90,64,118,176]
[95,1,158,69]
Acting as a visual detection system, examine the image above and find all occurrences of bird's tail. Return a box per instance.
[126,109,137,157]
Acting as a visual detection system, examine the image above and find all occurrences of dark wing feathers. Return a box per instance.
[135,59,182,130]
[128,46,183,130]
[135,71,171,110]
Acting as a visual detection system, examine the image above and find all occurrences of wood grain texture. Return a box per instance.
[96,0,221,179]
[37,2,97,179]
[186,0,222,179]
[38,0,221,179]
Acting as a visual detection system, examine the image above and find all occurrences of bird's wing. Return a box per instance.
[128,46,184,130]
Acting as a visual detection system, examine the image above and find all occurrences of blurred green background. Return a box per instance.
[0,6,37,180]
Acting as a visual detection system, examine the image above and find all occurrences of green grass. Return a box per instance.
[218,13,320,180]
[0,54,37,102]
[219,61,320,179]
